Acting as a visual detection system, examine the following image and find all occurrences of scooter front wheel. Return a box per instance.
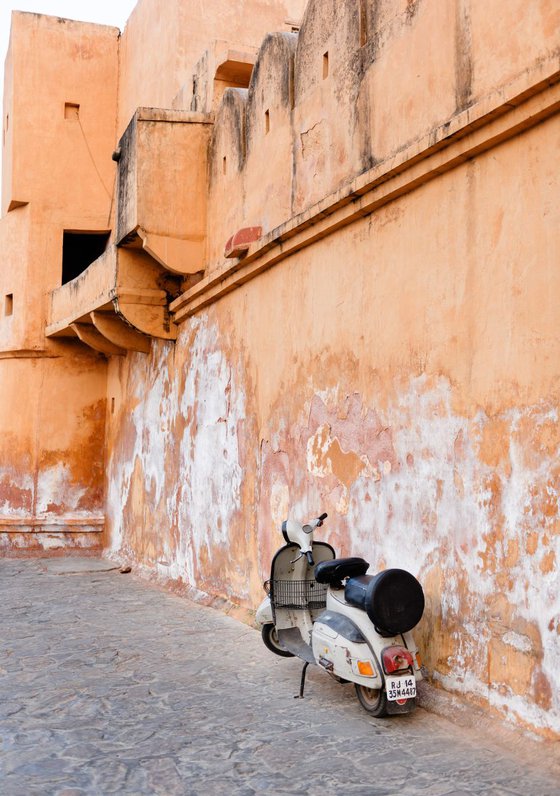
[261,624,295,658]
[354,684,388,717]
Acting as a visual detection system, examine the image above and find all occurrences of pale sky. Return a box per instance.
[0,1,138,67]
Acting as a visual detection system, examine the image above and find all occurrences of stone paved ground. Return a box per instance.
[1,558,559,796]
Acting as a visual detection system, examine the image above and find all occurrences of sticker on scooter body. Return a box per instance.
[386,675,416,701]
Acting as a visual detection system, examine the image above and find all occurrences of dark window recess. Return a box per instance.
[5,294,13,316]
[62,231,110,284]
[64,102,80,120]
[359,0,368,46]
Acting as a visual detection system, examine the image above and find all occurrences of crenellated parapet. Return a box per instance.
[170,0,560,321]
[5,1,560,346]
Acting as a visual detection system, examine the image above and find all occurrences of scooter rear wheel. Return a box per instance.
[261,624,295,657]
[354,684,388,717]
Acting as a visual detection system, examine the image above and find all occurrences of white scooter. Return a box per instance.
[256,513,424,717]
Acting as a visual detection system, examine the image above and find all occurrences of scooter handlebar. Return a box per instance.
[282,513,328,553]
[308,513,328,530]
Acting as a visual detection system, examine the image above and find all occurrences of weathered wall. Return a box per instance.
[106,113,560,736]
[0,0,308,553]
[1,0,559,739]
[104,0,560,738]
[0,14,119,350]
[206,0,560,267]
[0,14,116,546]
[117,0,307,136]
[0,348,107,553]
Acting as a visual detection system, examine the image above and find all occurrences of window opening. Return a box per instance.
[359,0,368,46]
[4,294,13,316]
[213,60,254,112]
[265,109,270,134]
[222,156,227,175]
[64,102,80,120]
[322,52,329,80]
[62,231,110,285]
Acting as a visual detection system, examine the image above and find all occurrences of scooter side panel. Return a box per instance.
[256,596,273,626]
[324,589,423,687]
[312,619,384,688]
[326,589,406,650]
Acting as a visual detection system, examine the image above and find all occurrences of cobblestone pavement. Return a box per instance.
[1,558,559,796]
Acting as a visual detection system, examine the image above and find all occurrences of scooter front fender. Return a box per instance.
[256,595,273,626]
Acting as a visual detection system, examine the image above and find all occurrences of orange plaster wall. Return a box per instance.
[0,349,107,553]
[205,0,560,269]
[117,0,308,137]
[3,12,119,221]
[0,13,116,547]
[1,0,559,739]
[0,12,120,346]
[106,116,560,737]
[0,204,31,351]
[104,1,560,739]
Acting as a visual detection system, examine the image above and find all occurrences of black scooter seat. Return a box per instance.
[314,557,369,585]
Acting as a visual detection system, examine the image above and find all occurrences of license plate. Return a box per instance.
[386,675,416,701]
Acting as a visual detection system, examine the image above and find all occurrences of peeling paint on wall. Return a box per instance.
[106,316,252,600]
[0,469,34,515]
[178,318,246,575]
[107,333,560,737]
[253,375,560,736]
[2,0,559,743]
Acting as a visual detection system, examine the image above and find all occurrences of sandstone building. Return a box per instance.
[0,0,559,738]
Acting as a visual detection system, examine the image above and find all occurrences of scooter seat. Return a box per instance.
[314,557,369,585]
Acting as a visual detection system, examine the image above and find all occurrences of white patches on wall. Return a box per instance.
[104,337,560,734]
[36,463,88,515]
[270,482,290,528]
[329,376,559,734]
[502,631,533,653]
[178,317,245,578]
[271,375,559,733]
[106,318,247,596]
[0,467,33,516]
[106,353,150,557]
[106,468,126,555]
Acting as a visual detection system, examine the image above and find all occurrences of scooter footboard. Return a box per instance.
[277,627,316,663]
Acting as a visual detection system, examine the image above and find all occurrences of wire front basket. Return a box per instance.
[271,579,328,611]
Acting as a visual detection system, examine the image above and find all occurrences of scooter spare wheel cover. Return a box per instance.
[368,568,425,635]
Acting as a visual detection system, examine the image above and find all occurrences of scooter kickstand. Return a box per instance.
[294,661,309,699]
